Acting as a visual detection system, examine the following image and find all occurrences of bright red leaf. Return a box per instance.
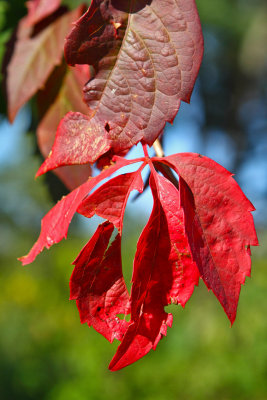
[36,111,110,176]
[77,168,144,233]
[20,146,258,370]
[19,156,139,265]
[70,222,130,342]
[159,153,259,324]
[109,168,199,370]
[36,0,203,173]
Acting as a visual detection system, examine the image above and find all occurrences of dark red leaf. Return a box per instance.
[37,65,92,190]
[159,153,259,324]
[26,0,61,26]
[37,0,203,172]
[7,7,82,122]
[64,1,121,66]
[77,168,144,233]
[19,157,137,265]
[70,222,130,342]
[109,169,199,370]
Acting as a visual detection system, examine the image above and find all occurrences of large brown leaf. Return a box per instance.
[37,0,203,174]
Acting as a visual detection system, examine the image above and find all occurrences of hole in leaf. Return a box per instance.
[105,122,110,132]
[117,314,131,322]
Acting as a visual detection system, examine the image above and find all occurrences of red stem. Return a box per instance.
[142,143,149,158]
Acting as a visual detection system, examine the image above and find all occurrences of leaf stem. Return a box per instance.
[152,139,165,157]
[152,140,179,188]
[142,143,149,158]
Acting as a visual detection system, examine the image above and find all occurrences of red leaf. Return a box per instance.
[70,222,130,342]
[19,157,137,265]
[109,169,199,370]
[160,153,259,324]
[26,0,61,26]
[77,168,144,233]
[37,65,92,190]
[7,7,82,122]
[64,0,120,66]
[154,172,200,307]
[36,111,110,176]
[38,0,203,172]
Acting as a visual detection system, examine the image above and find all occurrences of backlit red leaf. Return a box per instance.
[36,111,110,176]
[77,168,144,233]
[160,153,259,324]
[70,222,130,342]
[38,0,203,172]
[109,169,199,370]
[154,171,200,307]
[19,157,136,265]
[7,7,82,122]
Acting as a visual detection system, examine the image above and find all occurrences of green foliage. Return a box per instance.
[0,229,266,399]
[61,0,91,10]
[0,2,10,79]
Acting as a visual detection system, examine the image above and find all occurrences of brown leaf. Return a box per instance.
[37,0,203,172]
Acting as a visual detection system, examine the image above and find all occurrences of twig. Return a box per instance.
[153,139,165,157]
[152,140,179,188]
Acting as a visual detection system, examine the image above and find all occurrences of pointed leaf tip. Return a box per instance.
[77,168,144,233]
[20,157,135,264]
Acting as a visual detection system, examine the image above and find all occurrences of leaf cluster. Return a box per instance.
[3,0,258,370]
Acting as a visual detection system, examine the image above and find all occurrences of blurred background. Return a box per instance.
[0,0,266,399]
